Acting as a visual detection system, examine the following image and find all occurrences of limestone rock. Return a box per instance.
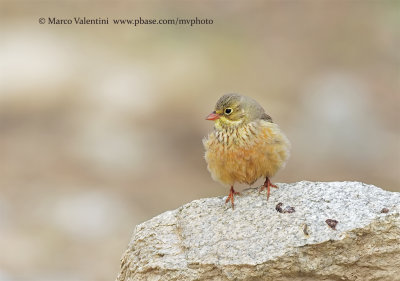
[117,181,400,281]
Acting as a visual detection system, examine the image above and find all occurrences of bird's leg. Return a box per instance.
[259,177,278,200]
[225,186,240,209]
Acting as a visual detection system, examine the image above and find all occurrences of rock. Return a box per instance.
[117,181,400,281]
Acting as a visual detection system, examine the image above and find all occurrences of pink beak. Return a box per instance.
[206,111,220,121]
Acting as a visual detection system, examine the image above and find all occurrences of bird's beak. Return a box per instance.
[206,111,220,121]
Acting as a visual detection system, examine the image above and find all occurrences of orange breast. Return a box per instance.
[203,121,290,186]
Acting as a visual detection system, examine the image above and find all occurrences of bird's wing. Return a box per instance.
[261,113,273,123]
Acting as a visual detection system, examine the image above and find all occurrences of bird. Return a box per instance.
[203,94,290,209]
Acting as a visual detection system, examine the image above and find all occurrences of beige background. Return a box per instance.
[1,1,399,280]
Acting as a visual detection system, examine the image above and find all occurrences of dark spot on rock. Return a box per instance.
[381,208,389,213]
[276,203,295,213]
[325,219,338,230]
[303,224,309,236]
[275,202,283,213]
[283,206,295,213]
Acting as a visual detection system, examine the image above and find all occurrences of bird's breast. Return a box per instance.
[203,120,290,185]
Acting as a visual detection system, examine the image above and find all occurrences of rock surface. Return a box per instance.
[117,181,400,281]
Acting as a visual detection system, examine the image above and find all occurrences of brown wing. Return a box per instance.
[261,112,273,122]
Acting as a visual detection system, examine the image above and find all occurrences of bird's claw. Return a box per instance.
[225,186,240,209]
[259,177,278,200]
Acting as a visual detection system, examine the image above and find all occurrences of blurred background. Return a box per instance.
[0,1,399,280]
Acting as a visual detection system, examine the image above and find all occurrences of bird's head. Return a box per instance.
[206,94,268,129]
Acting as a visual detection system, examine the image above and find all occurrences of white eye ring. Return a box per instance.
[224,108,233,115]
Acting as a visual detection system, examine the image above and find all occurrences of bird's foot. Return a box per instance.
[225,186,240,209]
[259,177,278,200]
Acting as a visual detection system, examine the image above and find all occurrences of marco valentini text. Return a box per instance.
[47,17,109,24]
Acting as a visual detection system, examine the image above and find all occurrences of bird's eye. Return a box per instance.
[224,108,233,115]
